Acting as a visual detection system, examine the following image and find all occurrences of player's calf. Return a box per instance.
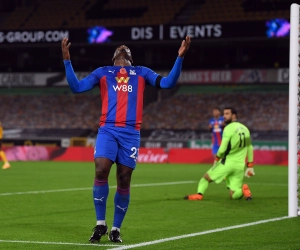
[230,189,243,200]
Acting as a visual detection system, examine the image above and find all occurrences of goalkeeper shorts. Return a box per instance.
[207,162,244,192]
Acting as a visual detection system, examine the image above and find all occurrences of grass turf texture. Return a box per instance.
[0,162,298,250]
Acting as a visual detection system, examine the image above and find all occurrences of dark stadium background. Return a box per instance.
[0,0,290,161]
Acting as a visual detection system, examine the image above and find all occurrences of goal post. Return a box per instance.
[288,3,299,217]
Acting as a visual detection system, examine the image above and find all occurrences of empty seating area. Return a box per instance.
[0,0,292,30]
[0,91,288,131]
[0,0,187,29]
[0,0,96,29]
[0,4,34,30]
[82,0,188,28]
[188,0,290,23]
[243,0,294,12]
[143,92,288,131]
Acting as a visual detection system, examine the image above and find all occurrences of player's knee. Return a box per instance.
[95,164,110,180]
[95,167,110,180]
[117,172,132,188]
[203,173,212,182]
[94,158,112,179]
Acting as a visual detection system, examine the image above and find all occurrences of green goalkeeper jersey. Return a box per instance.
[216,121,253,165]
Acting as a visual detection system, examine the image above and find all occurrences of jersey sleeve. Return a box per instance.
[216,126,232,158]
[141,57,183,89]
[247,135,254,163]
[141,67,160,87]
[208,119,213,130]
[64,60,101,93]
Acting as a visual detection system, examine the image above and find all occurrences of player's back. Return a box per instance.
[222,122,251,164]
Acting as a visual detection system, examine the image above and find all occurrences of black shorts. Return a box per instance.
[0,139,2,150]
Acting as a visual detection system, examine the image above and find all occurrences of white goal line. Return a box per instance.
[0,216,290,249]
[108,216,290,250]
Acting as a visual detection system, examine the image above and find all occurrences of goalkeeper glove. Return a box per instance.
[245,162,255,178]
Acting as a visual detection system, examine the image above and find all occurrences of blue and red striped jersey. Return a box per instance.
[64,57,183,130]
[209,117,224,146]
[89,66,159,130]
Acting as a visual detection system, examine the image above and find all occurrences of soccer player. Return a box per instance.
[0,122,10,170]
[208,107,224,157]
[61,36,191,243]
[185,107,254,201]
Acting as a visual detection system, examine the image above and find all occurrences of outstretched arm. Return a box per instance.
[61,38,99,93]
[144,36,191,89]
[159,36,191,89]
[159,57,183,89]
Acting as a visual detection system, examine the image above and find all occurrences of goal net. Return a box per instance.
[289,3,300,217]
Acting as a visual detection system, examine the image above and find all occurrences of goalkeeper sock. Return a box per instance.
[113,187,130,229]
[0,151,8,163]
[197,177,209,194]
[93,179,109,222]
[232,188,243,200]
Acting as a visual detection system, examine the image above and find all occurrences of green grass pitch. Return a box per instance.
[0,162,299,250]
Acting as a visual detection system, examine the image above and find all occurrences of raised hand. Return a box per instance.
[178,36,191,58]
[61,37,71,60]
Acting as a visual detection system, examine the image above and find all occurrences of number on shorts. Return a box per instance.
[238,133,246,148]
[130,147,138,161]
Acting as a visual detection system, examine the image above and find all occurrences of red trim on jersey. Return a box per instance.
[115,73,128,127]
[216,132,222,146]
[99,76,108,126]
[135,76,145,130]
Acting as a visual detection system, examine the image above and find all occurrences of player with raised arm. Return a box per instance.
[208,107,224,157]
[0,122,10,170]
[61,36,191,243]
[185,107,254,201]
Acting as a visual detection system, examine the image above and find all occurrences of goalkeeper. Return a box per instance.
[185,107,254,201]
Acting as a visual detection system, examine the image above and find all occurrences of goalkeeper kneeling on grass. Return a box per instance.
[185,107,255,201]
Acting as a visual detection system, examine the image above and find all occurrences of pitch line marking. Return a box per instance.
[0,181,287,197]
[0,181,196,196]
[108,216,290,250]
[0,239,121,247]
[250,183,287,186]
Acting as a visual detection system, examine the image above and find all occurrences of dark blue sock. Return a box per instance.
[93,179,109,222]
[113,187,130,229]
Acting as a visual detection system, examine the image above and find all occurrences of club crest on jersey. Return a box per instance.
[129,69,136,75]
[115,76,130,83]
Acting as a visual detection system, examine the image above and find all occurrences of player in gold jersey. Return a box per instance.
[0,122,10,169]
